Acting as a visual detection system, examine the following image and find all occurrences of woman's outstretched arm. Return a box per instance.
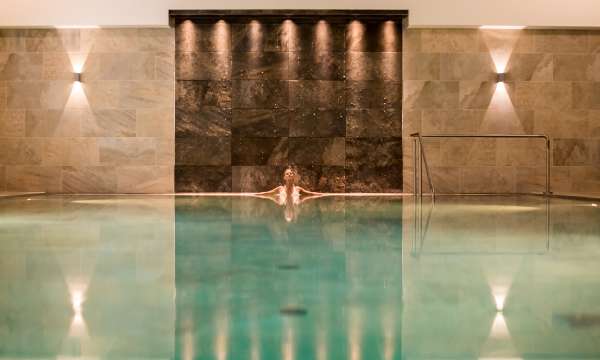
[296,186,323,196]
[254,186,282,196]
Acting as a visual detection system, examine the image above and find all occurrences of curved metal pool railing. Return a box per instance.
[410,133,552,197]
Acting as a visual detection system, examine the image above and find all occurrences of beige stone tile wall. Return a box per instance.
[403,27,600,196]
[0,28,175,193]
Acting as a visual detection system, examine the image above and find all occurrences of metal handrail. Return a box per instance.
[409,133,552,197]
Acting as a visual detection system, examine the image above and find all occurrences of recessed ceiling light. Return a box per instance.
[480,25,526,30]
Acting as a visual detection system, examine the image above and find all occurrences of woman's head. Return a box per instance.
[283,167,296,186]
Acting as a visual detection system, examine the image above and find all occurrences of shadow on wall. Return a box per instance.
[0,28,175,194]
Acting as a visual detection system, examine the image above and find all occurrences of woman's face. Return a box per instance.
[283,169,295,183]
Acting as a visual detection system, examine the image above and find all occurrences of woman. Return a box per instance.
[255,167,323,206]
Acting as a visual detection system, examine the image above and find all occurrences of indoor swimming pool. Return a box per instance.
[0,194,599,359]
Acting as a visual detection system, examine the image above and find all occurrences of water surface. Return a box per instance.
[0,195,599,359]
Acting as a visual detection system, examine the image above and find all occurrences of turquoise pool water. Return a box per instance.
[1,195,599,359]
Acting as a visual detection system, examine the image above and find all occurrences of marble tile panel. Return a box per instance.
[515,82,572,110]
[459,81,496,109]
[439,53,495,81]
[137,28,175,53]
[175,166,232,192]
[61,166,118,193]
[117,166,173,193]
[25,109,81,137]
[533,110,590,139]
[590,110,600,138]
[505,54,553,81]
[288,137,345,166]
[346,52,402,81]
[0,110,26,137]
[515,166,547,194]
[232,109,288,137]
[231,165,286,192]
[572,82,600,110]
[289,80,344,109]
[42,52,75,81]
[24,29,80,52]
[497,138,546,167]
[295,165,346,193]
[232,23,287,52]
[345,138,402,167]
[553,139,598,166]
[478,29,535,54]
[421,109,484,135]
[480,109,534,134]
[232,80,288,109]
[346,21,402,52]
[420,29,479,53]
[81,109,136,137]
[0,82,6,109]
[440,138,497,167]
[534,30,589,53]
[81,28,140,53]
[554,54,595,81]
[289,109,345,137]
[98,138,156,165]
[175,137,231,166]
[136,108,175,138]
[403,53,440,80]
[176,20,232,53]
[428,166,461,194]
[99,52,156,81]
[42,138,99,166]
[155,138,175,166]
[176,52,231,80]
[7,81,45,109]
[0,138,42,165]
[81,81,120,109]
[403,80,457,110]
[231,136,288,166]
[346,109,401,137]
[41,81,72,110]
[345,164,402,193]
[5,166,62,193]
[176,106,231,137]
[176,80,232,110]
[289,51,344,81]
[155,51,175,81]
[119,81,174,109]
[0,34,26,52]
[0,53,43,81]
[232,52,288,80]
[460,167,516,193]
[288,22,345,53]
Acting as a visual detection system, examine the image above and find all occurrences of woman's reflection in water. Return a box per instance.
[254,167,324,222]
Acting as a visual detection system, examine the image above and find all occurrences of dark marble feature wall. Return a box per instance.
[174,17,403,192]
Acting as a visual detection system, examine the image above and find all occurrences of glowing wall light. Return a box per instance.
[496,72,506,84]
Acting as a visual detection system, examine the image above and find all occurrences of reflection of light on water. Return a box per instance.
[348,308,362,360]
[490,312,510,339]
[282,319,295,360]
[214,309,229,360]
[492,286,508,312]
[182,330,195,360]
[381,306,395,360]
[316,327,327,360]
[68,289,88,338]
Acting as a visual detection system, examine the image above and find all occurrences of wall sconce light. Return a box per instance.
[496,72,506,83]
[73,72,82,82]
